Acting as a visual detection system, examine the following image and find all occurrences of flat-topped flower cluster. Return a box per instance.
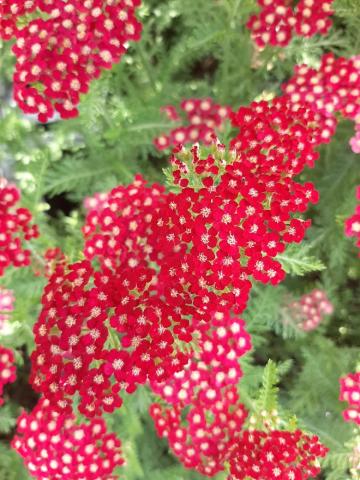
[0,0,142,121]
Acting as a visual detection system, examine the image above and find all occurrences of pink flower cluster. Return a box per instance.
[0,178,39,277]
[247,0,334,48]
[153,98,231,151]
[345,187,360,255]
[228,429,328,480]
[0,345,16,406]
[283,54,360,150]
[286,289,333,331]
[1,0,142,122]
[0,287,14,331]
[339,372,360,426]
[12,398,124,480]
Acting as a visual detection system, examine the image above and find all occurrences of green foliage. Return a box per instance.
[277,243,326,277]
[257,359,280,414]
[0,443,31,480]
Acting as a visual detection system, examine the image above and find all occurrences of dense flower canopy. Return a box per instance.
[150,310,251,476]
[2,1,359,477]
[30,96,323,423]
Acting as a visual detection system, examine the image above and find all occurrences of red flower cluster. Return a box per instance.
[83,174,166,270]
[32,98,320,420]
[151,388,247,477]
[345,187,360,255]
[150,311,251,406]
[0,346,16,406]
[12,398,124,480]
[153,98,231,151]
[147,98,325,476]
[2,0,142,122]
[228,429,328,480]
[283,54,360,148]
[0,287,14,331]
[339,372,360,426]
[285,289,333,331]
[171,98,320,290]
[0,178,39,277]
[150,310,250,475]
[30,255,188,417]
[247,0,334,48]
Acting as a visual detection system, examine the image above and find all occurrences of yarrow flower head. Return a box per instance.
[12,398,124,479]
[150,311,251,476]
[284,289,333,331]
[153,98,231,151]
[30,256,188,417]
[283,54,360,148]
[247,0,334,48]
[345,187,360,255]
[32,98,321,418]
[339,371,360,425]
[228,428,328,480]
[0,178,39,276]
[0,345,16,406]
[150,387,247,477]
[2,0,142,122]
[163,98,320,299]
